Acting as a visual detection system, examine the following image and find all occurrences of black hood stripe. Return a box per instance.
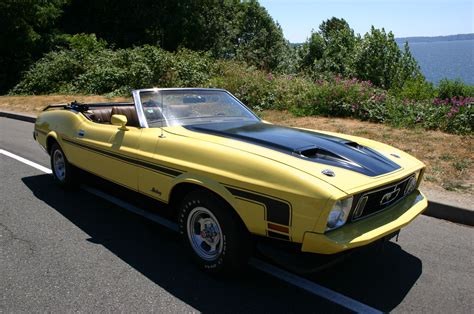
[186,122,401,177]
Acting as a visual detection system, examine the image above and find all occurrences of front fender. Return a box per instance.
[168,173,240,213]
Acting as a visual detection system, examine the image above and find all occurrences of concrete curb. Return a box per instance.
[0,110,36,123]
[425,202,473,226]
[1,110,473,227]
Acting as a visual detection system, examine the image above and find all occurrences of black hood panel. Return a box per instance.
[185,121,401,176]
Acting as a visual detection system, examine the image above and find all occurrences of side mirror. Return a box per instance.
[111,114,128,130]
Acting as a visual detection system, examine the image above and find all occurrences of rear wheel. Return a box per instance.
[50,142,77,188]
[178,190,252,275]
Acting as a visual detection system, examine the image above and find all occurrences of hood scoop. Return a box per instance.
[344,141,363,149]
[294,144,366,171]
[185,121,401,176]
[295,146,346,161]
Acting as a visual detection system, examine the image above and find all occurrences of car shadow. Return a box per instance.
[306,240,422,312]
[22,173,422,313]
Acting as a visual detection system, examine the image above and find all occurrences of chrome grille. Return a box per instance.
[351,174,416,221]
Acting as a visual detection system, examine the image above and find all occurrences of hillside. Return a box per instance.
[395,33,474,44]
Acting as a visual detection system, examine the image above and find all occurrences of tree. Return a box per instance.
[0,0,67,93]
[235,0,291,71]
[298,17,358,77]
[398,42,423,84]
[298,31,325,70]
[353,26,421,89]
[59,0,291,71]
[319,18,357,76]
[59,0,166,48]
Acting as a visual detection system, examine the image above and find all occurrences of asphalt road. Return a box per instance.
[1,117,473,313]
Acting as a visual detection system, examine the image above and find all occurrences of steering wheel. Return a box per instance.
[143,99,161,108]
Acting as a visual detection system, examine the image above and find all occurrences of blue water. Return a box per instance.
[405,39,474,85]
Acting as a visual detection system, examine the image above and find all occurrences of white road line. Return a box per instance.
[0,149,52,174]
[249,258,382,313]
[2,148,382,314]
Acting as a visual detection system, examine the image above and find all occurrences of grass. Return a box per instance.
[1,95,473,194]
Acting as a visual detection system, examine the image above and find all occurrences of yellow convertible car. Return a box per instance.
[34,88,427,274]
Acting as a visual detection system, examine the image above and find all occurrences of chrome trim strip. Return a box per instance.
[225,90,262,121]
[352,195,368,219]
[135,87,227,92]
[132,89,149,128]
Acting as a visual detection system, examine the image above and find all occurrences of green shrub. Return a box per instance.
[437,78,471,99]
[290,77,378,117]
[12,38,215,95]
[11,50,84,94]
[209,60,299,111]
[392,77,435,101]
[11,39,473,135]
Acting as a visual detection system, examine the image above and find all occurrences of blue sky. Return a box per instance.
[259,0,474,43]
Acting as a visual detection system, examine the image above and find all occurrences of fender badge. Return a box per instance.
[390,153,400,158]
[151,187,162,195]
[322,169,335,177]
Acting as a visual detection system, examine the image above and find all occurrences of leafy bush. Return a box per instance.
[291,77,379,117]
[11,38,473,135]
[209,61,473,134]
[391,76,435,101]
[437,78,474,99]
[12,37,215,95]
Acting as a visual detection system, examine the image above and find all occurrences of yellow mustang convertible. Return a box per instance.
[34,88,427,274]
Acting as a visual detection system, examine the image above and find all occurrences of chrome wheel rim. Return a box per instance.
[186,206,223,261]
[53,149,66,181]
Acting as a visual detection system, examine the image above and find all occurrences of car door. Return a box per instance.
[136,128,176,203]
[68,119,142,191]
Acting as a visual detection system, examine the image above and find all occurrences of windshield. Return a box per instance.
[139,90,260,127]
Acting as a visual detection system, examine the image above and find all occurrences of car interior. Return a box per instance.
[84,105,141,127]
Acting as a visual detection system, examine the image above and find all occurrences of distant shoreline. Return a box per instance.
[395,33,474,44]
[291,33,474,47]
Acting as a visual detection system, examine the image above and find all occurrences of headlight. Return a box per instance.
[405,170,422,195]
[326,197,353,231]
[404,175,417,195]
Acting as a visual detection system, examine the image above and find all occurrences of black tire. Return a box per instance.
[50,142,78,188]
[178,190,253,275]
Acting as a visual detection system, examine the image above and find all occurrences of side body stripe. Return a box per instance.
[225,185,292,227]
[62,137,183,177]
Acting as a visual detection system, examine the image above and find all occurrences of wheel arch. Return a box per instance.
[168,179,250,233]
[45,132,59,154]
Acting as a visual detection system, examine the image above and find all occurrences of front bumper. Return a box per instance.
[301,190,427,254]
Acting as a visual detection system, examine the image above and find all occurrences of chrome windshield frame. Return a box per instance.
[132,89,149,128]
[132,88,261,128]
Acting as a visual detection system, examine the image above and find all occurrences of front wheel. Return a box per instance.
[178,190,253,276]
[50,142,77,188]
